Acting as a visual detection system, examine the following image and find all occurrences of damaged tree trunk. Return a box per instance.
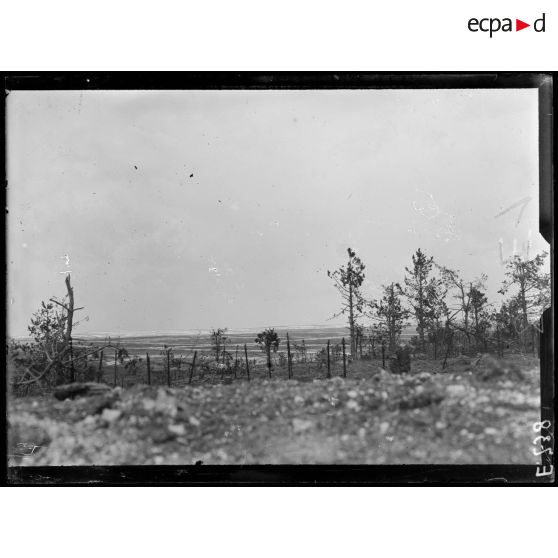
[50,274,84,383]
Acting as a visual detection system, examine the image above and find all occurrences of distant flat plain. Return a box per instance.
[76,325,417,362]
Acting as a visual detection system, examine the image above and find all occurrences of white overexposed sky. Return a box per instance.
[6,88,547,337]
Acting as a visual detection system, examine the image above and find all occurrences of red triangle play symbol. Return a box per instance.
[516,19,530,31]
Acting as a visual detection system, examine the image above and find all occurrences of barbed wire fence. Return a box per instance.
[9,319,541,396]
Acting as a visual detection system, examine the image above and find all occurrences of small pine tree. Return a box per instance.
[255,328,281,377]
[327,248,366,358]
[370,282,409,353]
[498,252,550,351]
[403,249,441,351]
[468,285,490,350]
[210,328,228,363]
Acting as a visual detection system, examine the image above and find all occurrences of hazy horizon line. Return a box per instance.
[10,322,419,341]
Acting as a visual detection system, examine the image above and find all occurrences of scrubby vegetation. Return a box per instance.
[6,246,549,466]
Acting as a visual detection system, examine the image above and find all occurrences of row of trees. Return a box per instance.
[328,247,550,361]
[7,246,550,391]
[210,326,281,376]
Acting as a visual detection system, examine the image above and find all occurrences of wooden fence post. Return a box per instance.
[167,348,171,387]
[442,329,453,370]
[244,344,250,382]
[496,325,502,358]
[188,351,197,385]
[97,350,104,383]
[69,336,75,383]
[234,345,239,379]
[359,335,363,360]
[342,337,347,378]
[287,333,292,379]
[114,349,117,387]
[327,340,331,378]
[381,342,385,369]
[266,345,272,379]
[146,352,151,385]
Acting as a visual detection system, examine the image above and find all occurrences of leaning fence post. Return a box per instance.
[146,352,151,385]
[327,340,331,378]
[97,350,104,383]
[244,344,250,382]
[287,332,292,379]
[188,351,197,385]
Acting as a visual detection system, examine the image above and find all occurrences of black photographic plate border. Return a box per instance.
[1,72,554,485]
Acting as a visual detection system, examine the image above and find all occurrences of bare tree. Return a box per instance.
[437,266,482,350]
[9,274,111,388]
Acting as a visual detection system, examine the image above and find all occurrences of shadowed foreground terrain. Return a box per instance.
[8,354,541,466]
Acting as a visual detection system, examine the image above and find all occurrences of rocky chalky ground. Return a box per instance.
[8,354,541,466]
